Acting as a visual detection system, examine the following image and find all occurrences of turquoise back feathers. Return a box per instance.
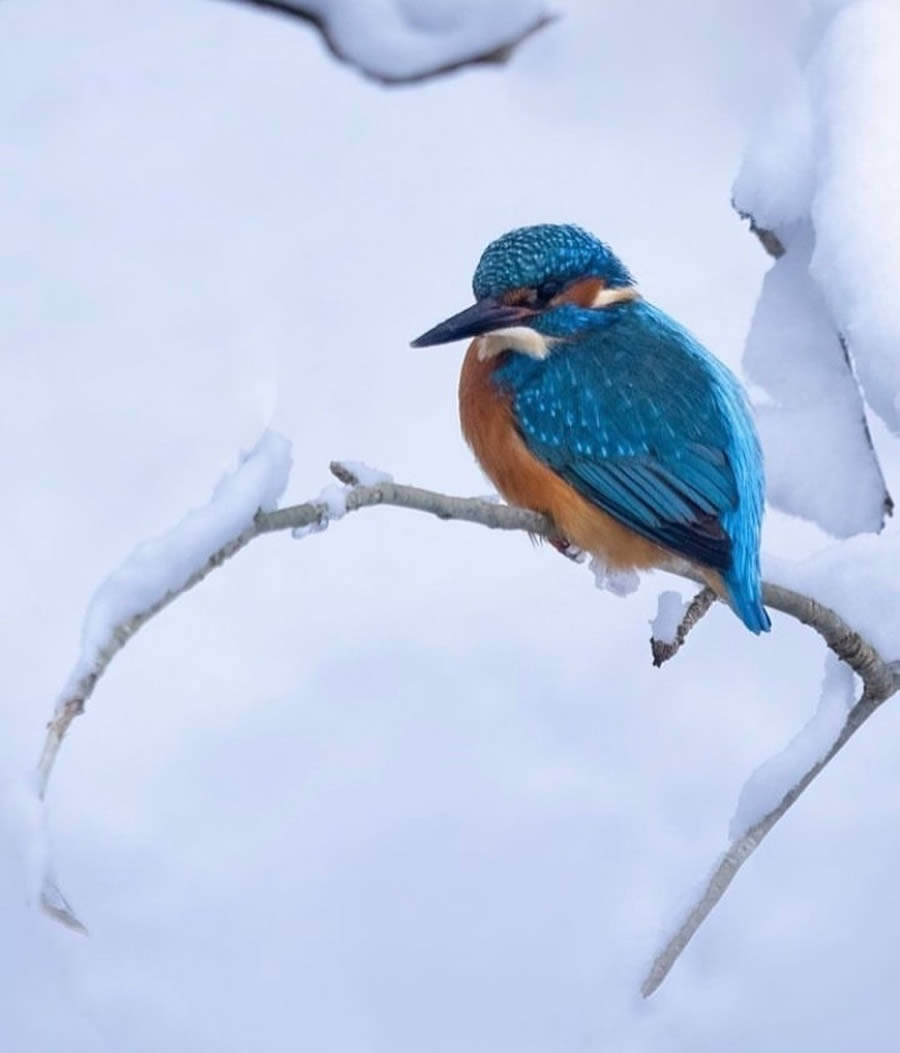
[494,298,770,632]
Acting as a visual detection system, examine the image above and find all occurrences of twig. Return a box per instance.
[650,587,717,667]
[39,464,900,990]
[215,1,558,86]
[733,208,786,260]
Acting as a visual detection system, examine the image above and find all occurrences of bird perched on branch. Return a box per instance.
[412,223,770,633]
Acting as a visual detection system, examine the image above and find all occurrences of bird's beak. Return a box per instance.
[410,297,536,347]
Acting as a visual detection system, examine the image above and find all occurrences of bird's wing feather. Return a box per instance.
[498,311,740,571]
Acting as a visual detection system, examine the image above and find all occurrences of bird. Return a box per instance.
[411,223,771,634]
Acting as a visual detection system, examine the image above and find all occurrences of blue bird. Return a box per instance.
[412,223,771,633]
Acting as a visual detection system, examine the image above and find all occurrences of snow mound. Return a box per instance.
[590,556,640,598]
[765,532,900,664]
[651,591,685,645]
[808,1,900,434]
[730,653,856,839]
[744,223,889,536]
[734,0,899,536]
[337,460,394,486]
[733,78,814,233]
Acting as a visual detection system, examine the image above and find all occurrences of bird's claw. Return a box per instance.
[549,534,586,563]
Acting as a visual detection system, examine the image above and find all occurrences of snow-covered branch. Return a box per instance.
[649,587,717,667]
[37,448,900,992]
[732,0,898,535]
[218,0,557,85]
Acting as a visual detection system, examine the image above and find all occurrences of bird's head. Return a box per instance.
[411,224,635,355]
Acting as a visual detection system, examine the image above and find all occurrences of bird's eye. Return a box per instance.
[536,280,561,303]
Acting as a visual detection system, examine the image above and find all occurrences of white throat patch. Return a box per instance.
[476,326,556,361]
[590,286,640,308]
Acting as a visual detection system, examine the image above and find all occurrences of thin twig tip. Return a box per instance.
[329,461,359,486]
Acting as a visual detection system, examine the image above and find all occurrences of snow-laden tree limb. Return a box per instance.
[733,217,893,533]
[217,0,557,85]
[38,459,900,991]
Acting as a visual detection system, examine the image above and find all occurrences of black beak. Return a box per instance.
[410,297,536,347]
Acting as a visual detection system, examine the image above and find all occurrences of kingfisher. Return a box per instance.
[411,223,770,633]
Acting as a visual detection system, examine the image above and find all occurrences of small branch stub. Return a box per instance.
[329,461,360,486]
[651,587,717,667]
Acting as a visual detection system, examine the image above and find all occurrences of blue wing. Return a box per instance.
[493,302,749,574]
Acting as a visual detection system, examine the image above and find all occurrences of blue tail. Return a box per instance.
[724,569,771,634]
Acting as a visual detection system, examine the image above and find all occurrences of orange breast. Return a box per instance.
[458,341,668,571]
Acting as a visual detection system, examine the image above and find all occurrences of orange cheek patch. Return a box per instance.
[552,277,607,308]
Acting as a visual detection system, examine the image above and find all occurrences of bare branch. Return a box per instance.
[650,587,717,667]
[262,480,551,535]
[38,468,899,990]
[216,1,558,86]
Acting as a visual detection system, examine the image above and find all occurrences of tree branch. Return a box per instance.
[650,587,717,667]
[216,1,558,86]
[38,463,900,991]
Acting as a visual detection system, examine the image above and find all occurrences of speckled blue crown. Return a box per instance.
[472,224,634,299]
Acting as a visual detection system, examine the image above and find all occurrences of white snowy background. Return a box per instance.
[2,0,900,1049]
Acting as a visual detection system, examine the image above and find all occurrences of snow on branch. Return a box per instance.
[218,0,557,85]
[735,215,892,536]
[732,0,897,536]
[34,443,900,994]
[650,587,716,667]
